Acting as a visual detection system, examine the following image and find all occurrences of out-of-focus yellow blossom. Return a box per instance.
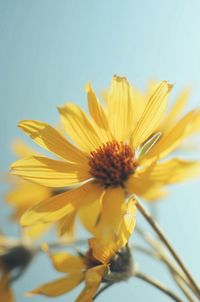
[6,140,76,239]
[27,199,136,301]
[10,76,200,237]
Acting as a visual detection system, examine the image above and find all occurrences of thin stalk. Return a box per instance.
[135,271,183,302]
[135,227,190,286]
[136,226,191,291]
[132,244,159,259]
[133,242,196,301]
[93,283,114,300]
[135,199,200,297]
[173,274,196,302]
[135,226,199,300]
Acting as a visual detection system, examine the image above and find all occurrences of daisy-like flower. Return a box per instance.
[11,76,200,236]
[0,233,33,302]
[27,200,136,301]
[6,139,76,239]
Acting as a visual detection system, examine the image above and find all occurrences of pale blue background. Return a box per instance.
[1,0,200,301]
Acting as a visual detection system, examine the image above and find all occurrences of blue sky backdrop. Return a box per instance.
[0,1,200,301]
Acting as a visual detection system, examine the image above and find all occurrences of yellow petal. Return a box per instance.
[78,195,102,235]
[11,139,36,158]
[18,120,87,163]
[161,87,190,132]
[86,82,112,143]
[116,198,137,248]
[29,273,83,297]
[144,109,200,162]
[146,80,164,96]
[126,174,167,202]
[126,173,159,198]
[48,252,85,273]
[131,80,169,130]
[107,75,135,141]
[58,103,102,153]
[6,180,51,208]
[0,273,14,302]
[130,81,173,148]
[85,265,107,287]
[100,89,109,103]
[20,181,104,226]
[140,187,167,202]
[57,210,77,238]
[139,159,200,184]
[89,237,115,264]
[131,87,146,127]
[86,82,108,129]
[90,199,136,263]
[76,265,107,302]
[11,156,89,187]
[95,187,126,242]
[23,223,52,240]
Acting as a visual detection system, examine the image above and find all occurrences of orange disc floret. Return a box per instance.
[89,140,137,187]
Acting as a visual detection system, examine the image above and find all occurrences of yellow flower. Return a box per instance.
[28,200,136,301]
[10,76,200,235]
[6,139,76,239]
[0,233,33,302]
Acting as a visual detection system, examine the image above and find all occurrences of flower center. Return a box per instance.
[88,141,137,187]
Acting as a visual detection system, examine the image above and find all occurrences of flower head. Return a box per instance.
[27,200,136,301]
[10,76,200,236]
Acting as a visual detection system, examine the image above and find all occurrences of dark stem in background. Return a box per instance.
[135,198,200,298]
